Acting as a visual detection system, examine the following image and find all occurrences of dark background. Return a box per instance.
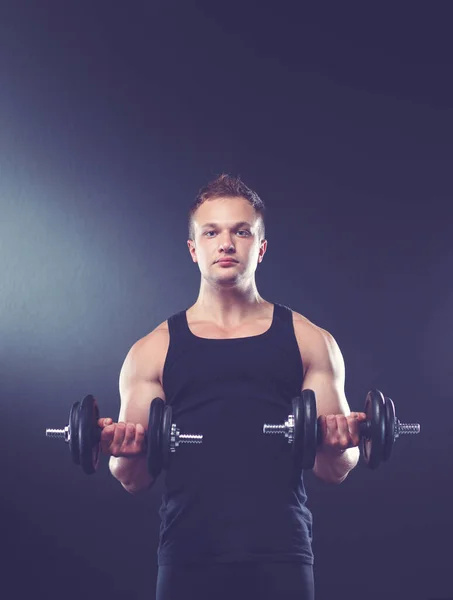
[1,2,452,599]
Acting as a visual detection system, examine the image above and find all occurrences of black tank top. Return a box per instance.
[158,303,314,565]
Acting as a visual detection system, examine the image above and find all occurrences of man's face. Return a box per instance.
[188,196,267,286]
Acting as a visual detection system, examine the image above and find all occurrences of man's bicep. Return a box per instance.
[302,328,351,417]
[117,333,167,426]
[118,378,166,427]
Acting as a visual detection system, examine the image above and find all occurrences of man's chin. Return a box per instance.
[209,274,242,287]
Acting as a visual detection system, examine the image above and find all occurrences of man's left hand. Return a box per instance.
[318,412,367,454]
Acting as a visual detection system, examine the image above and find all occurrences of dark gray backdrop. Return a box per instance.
[1,3,452,600]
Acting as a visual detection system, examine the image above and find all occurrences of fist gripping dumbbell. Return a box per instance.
[263,389,420,471]
[46,395,203,476]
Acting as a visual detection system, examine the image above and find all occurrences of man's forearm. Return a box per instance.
[109,455,154,494]
[313,446,360,484]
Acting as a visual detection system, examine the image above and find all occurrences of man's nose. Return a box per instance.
[218,234,235,252]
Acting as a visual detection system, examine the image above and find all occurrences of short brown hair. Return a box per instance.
[188,174,266,240]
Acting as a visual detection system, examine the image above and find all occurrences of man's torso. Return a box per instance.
[147,302,318,390]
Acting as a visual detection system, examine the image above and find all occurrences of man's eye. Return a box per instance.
[203,230,250,237]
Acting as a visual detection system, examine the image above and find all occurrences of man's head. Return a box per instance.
[187,174,267,287]
[188,174,266,241]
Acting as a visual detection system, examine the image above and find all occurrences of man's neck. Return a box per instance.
[190,282,268,326]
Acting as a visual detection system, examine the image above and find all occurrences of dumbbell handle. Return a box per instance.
[178,433,203,443]
[46,427,69,441]
[45,425,203,445]
[263,417,421,442]
[263,422,292,435]
[358,419,420,439]
[263,416,296,442]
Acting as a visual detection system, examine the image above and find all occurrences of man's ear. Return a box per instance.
[187,239,198,263]
[258,239,267,263]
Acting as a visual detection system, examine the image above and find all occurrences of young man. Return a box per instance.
[102,175,366,600]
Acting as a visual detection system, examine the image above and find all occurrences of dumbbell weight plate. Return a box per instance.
[147,398,165,478]
[361,389,386,469]
[383,396,396,462]
[292,396,304,476]
[303,390,318,470]
[69,401,81,465]
[161,405,173,470]
[78,395,101,475]
[293,389,318,472]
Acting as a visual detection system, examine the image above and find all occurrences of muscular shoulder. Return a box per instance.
[121,320,170,383]
[131,320,169,355]
[291,311,344,376]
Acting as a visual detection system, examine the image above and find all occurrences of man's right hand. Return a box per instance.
[98,418,147,457]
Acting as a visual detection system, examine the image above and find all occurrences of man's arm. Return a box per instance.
[294,318,360,484]
[109,325,169,494]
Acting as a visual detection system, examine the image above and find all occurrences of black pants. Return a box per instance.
[156,562,314,600]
